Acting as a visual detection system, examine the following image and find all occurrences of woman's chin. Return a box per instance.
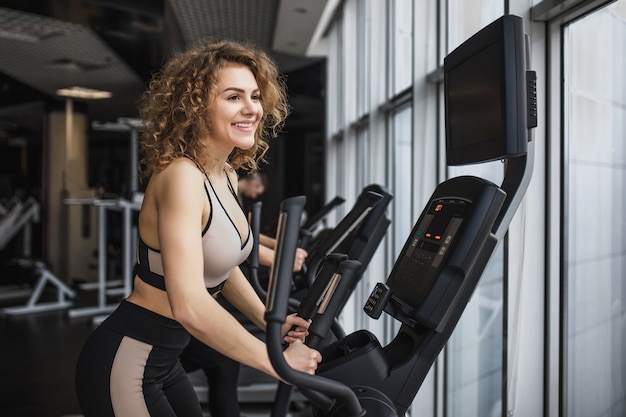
[236,137,256,151]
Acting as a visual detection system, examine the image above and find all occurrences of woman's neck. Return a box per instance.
[203,157,232,180]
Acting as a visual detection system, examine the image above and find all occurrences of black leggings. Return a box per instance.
[180,336,241,416]
[75,301,203,417]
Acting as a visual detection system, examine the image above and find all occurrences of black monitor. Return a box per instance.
[371,14,537,331]
[444,14,536,166]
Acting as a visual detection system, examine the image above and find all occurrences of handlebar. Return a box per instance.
[265,196,365,417]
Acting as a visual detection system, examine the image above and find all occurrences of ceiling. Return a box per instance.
[0,0,328,143]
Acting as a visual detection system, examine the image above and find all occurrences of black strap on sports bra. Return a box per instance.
[192,158,241,209]
[134,236,226,295]
[133,238,166,290]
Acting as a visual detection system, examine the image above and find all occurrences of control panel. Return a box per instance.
[364,176,506,331]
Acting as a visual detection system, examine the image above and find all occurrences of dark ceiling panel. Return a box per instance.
[168,0,278,48]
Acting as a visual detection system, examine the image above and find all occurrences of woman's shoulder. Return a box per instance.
[139,158,206,231]
[152,157,205,189]
[164,157,204,176]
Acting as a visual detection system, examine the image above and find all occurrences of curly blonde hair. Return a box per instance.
[137,39,290,184]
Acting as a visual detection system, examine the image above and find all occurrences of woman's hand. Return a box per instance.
[283,339,322,375]
[293,247,308,272]
[282,313,311,343]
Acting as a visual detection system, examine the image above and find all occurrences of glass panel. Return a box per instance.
[565,2,626,416]
[328,17,343,134]
[357,0,370,116]
[356,126,370,188]
[391,105,413,258]
[446,0,502,52]
[447,249,504,417]
[445,1,505,415]
[335,134,345,197]
[391,0,413,95]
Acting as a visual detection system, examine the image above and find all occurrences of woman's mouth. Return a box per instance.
[233,121,254,128]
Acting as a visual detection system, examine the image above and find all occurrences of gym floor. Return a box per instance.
[0,285,313,417]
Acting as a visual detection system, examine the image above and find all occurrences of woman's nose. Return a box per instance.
[242,98,260,115]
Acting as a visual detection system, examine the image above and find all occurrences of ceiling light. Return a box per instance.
[56,86,113,100]
[0,29,41,43]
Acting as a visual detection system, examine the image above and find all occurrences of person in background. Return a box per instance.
[237,170,308,272]
[75,39,321,417]
[238,170,267,203]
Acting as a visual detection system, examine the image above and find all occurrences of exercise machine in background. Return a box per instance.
[264,14,537,416]
[298,195,346,247]
[64,194,142,323]
[63,118,143,323]
[0,196,76,316]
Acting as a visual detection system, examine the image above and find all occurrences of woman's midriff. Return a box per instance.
[126,275,222,321]
[126,276,176,319]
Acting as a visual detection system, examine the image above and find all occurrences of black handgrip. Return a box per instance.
[248,200,307,309]
[265,196,365,417]
[306,259,362,348]
[265,196,306,322]
[296,253,348,320]
[297,229,314,276]
[298,228,314,251]
[246,201,269,299]
[249,201,262,269]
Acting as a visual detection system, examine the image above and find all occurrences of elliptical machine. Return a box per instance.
[263,14,537,417]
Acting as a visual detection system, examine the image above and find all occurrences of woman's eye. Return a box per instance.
[251,94,261,101]
[227,95,239,101]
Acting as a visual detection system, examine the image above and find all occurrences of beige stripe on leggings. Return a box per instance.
[110,336,152,417]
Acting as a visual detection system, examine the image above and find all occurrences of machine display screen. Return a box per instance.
[387,197,469,312]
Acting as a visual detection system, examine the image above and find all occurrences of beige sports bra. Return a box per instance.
[134,169,253,294]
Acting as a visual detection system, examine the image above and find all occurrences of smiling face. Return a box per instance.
[206,64,263,154]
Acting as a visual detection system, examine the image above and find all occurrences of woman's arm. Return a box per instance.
[222,267,310,342]
[257,244,276,269]
[221,265,267,330]
[258,243,308,272]
[259,233,276,249]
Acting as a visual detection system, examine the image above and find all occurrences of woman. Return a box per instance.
[75,40,321,417]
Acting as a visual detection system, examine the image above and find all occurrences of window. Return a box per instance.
[356,0,370,116]
[390,0,413,95]
[390,104,413,258]
[564,3,626,416]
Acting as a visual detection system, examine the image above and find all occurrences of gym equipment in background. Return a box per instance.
[0,196,76,316]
